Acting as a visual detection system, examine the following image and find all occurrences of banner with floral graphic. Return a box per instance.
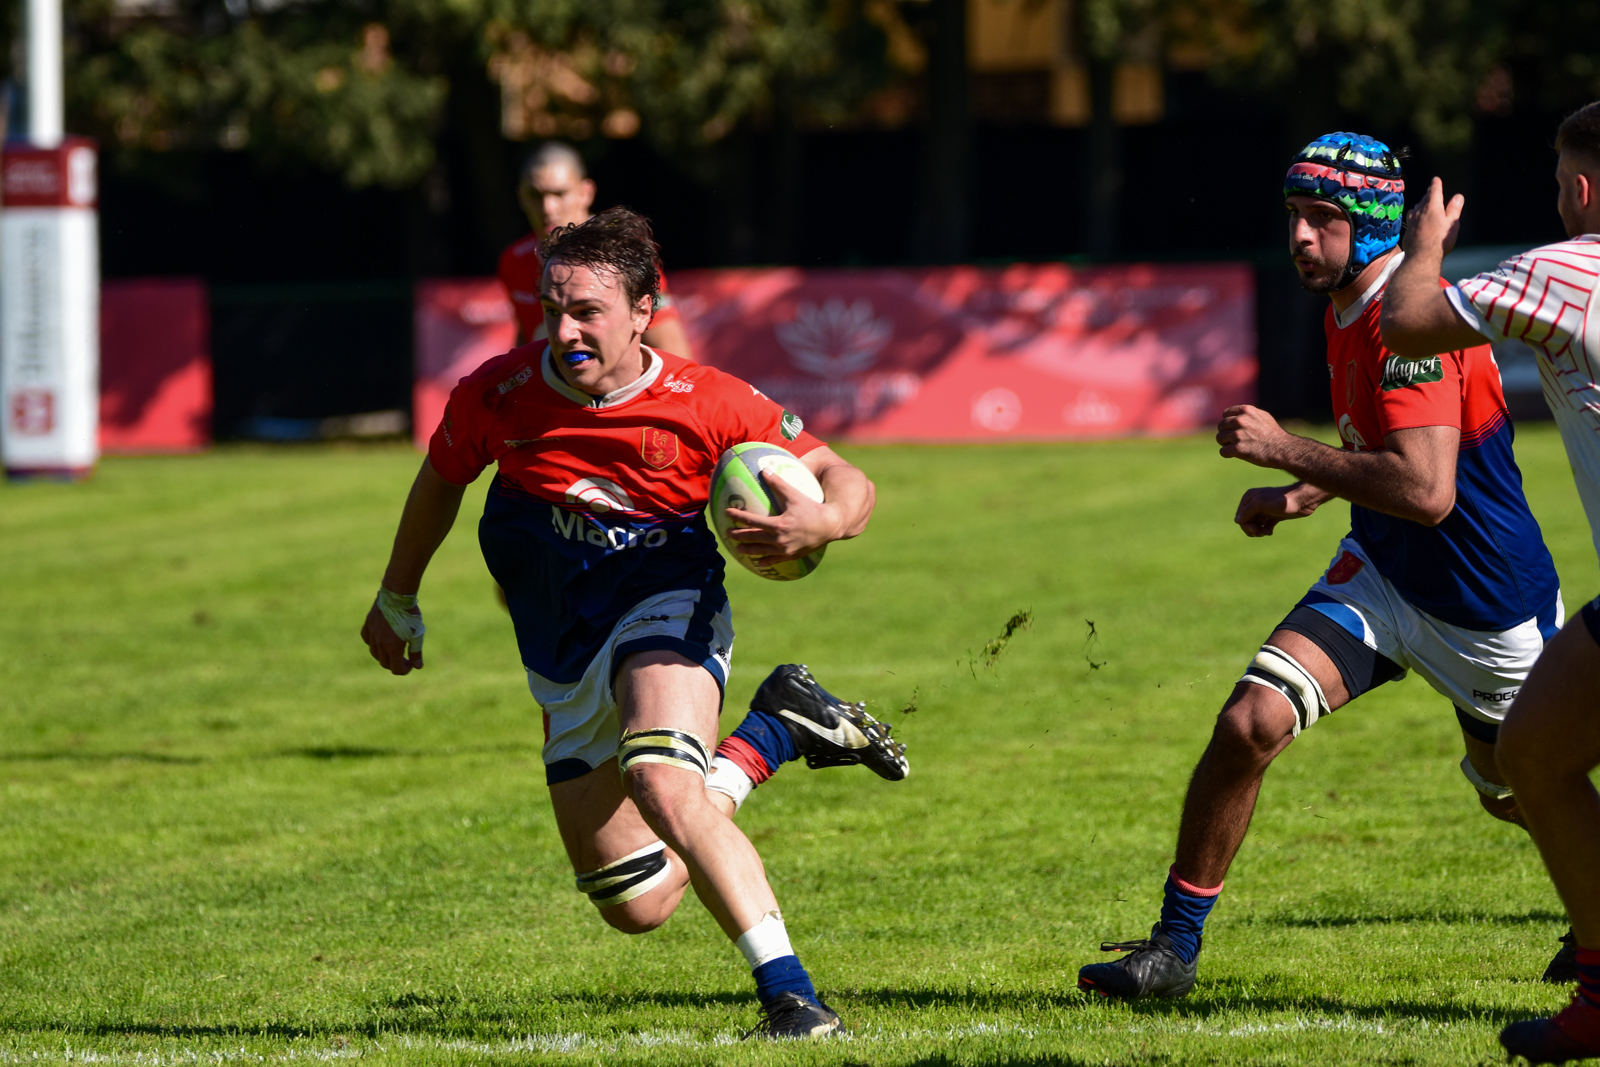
[412,263,1255,444]
[670,262,1255,441]
[413,279,518,450]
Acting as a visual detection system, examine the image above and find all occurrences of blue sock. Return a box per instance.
[752,954,817,1004]
[730,710,799,768]
[1158,869,1221,965]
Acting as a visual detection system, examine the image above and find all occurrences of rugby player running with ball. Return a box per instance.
[1383,101,1600,1064]
[1078,133,1565,1000]
[360,208,907,1039]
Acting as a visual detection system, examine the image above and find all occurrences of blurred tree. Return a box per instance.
[63,0,898,191]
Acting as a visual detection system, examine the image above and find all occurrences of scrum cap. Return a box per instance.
[1284,132,1406,274]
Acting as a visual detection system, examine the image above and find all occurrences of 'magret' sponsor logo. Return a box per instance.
[1380,355,1444,392]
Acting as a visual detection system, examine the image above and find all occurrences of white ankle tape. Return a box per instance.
[1461,755,1515,801]
[735,910,793,969]
[705,756,755,811]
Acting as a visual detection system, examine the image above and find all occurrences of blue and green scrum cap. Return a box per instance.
[1283,132,1405,269]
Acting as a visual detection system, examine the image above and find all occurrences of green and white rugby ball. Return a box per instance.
[709,442,826,582]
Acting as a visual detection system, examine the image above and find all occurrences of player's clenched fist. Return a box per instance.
[1402,176,1464,258]
[1216,405,1293,466]
[1233,483,1326,537]
[361,587,425,676]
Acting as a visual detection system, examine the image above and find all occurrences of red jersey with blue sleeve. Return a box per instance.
[1326,256,1559,631]
[429,345,823,683]
[497,233,681,344]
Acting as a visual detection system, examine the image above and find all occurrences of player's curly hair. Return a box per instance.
[541,206,663,311]
[1556,102,1600,164]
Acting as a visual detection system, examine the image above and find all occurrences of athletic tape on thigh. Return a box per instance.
[1238,645,1331,738]
[1460,755,1515,801]
[618,728,711,778]
[575,840,671,908]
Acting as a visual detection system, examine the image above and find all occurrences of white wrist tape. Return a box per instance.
[376,586,425,655]
[735,910,793,969]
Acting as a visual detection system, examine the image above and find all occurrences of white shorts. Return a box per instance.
[529,588,734,785]
[1286,538,1562,727]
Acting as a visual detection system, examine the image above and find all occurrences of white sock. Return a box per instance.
[705,755,755,812]
[735,910,793,968]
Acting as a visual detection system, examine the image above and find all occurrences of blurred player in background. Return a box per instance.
[1383,101,1600,1065]
[499,142,695,359]
[1078,133,1565,1001]
[362,208,906,1039]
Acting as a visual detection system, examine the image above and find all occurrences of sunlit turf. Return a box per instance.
[0,424,1594,1064]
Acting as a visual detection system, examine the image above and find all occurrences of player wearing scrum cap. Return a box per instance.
[1077,133,1564,1001]
[360,207,907,1038]
[1383,101,1600,1064]
[498,142,694,360]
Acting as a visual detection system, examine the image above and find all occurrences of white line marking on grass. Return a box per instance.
[0,1023,1043,1064]
[0,1017,1458,1063]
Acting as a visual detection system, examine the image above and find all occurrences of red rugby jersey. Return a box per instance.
[497,232,681,344]
[429,345,821,682]
[1322,255,1557,631]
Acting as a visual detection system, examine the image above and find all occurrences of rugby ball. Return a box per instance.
[709,443,826,582]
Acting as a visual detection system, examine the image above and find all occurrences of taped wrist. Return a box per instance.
[376,585,425,654]
[1238,644,1330,737]
[1461,755,1514,801]
[618,728,711,779]
[575,841,670,908]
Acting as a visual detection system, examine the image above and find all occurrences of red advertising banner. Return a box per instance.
[411,262,1254,445]
[100,278,211,453]
[672,262,1255,440]
[413,279,516,450]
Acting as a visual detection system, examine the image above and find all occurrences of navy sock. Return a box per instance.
[1158,869,1221,965]
[730,709,799,768]
[752,954,817,1004]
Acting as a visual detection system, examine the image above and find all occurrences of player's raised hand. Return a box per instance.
[1216,405,1294,467]
[725,472,841,565]
[361,588,425,675]
[1403,177,1464,257]
[1234,484,1322,537]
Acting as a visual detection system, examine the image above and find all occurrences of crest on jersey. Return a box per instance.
[1325,551,1366,585]
[641,428,679,469]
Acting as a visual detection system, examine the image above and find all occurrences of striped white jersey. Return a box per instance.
[1446,235,1600,564]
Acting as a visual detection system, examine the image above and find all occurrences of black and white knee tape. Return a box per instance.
[617,728,711,778]
[1239,644,1330,737]
[575,841,671,908]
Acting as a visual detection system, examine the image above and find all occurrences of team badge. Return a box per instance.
[641,427,679,469]
[780,410,804,441]
[1325,551,1366,585]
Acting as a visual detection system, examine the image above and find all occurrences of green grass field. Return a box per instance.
[1,425,1595,1065]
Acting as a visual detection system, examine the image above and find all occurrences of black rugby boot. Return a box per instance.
[744,993,842,1039]
[1077,923,1199,1000]
[752,664,909,781]
[1501,995,1600,1064]
[1546,928,1581,985]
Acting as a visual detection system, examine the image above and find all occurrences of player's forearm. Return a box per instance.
[1274,438,1451,525]
[380,459,468,594]
[817,463,875,541]
[1380,257,1479,359]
